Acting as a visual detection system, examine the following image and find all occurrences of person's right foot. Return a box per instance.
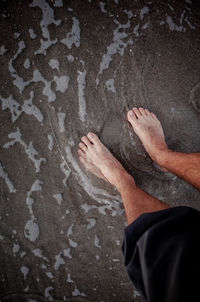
[78,132,131,189]
[127,107,169,164]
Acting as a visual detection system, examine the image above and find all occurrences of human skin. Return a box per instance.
[78,107,200,225]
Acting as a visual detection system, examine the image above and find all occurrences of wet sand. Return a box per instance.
[0,0,200,301]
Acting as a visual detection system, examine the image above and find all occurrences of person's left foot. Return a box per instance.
[78,132,130,187]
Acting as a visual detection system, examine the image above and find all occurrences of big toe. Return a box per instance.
[127,109,137,126]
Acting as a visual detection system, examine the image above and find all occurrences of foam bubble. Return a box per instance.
[105,78,116,93]
[140,6,149,20]
[29,28,37,39]
[4,129,46,172]
[77,61,87,122]
[48,134,54,151]
[61,17,80,49]
[54,252,65,270]
[20,266,29,280]
[53,193,63,205]
[24,218,39,242]
[0,161,16,193]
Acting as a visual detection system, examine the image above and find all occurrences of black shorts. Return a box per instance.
[122,206,200,302]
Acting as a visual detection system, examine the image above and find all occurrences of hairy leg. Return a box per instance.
[127,107,200,190]
[78,133,169,225]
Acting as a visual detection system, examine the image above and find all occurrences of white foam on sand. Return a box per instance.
[69,238,78,248]
[63,248,72,259]
[8,40,29,93]
[20,266,29,280]
[0,92,44,123]
[48,59,59,71]
[60,162,70,187]
[67,274,86,297]
[133,24,140,37]
[32,248,49,262]
[67,224,74,236]
[94,235,101,249]
[81,204,98,213]
[24,180,43,242]
[0,161,16,193]
[112,258,120,262]
[67,224,78,248]
[14,32,20,39]
[96,17,133,84]
[4,129,46,172]
[45,286,54,301]
[67,54,75,63]
[116,239,120,246]
[61,17,80,49]
[77,61,87,122]
[87,218,96,230]
[72,286,86,297]
[29,28,37,39]
[140,6,149,20]
[166,15,186,32]
[184,15,195,29]
[54,76,69,93]
[8,41,69,96]
[33,69,56,103]
[24,219,39,242]
[0,45,7,55]
[67,273,74,283]
[66,274,86,297]
[33,69,69,102]
[134,289,141,298]
[58,112,66,133]
[53,0,63,7]
[123,9,133,19]
[23,58,31,69]
[105,78,116,93]
[46,272,54,279]
[48,134,54,151]
[53,193,63,205]
[54,252,65,270]
[99,2,107,14]
[23,91,44,122]
[13,243,20,257]
[30,0,60,55]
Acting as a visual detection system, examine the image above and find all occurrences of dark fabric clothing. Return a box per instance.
[122,206,200,302]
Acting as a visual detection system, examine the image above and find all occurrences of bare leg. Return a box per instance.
[78,133,169,225]
[127,107,200,190]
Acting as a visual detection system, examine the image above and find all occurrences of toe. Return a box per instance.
[79,142,87,152]
[81,135,92,147]
[87,132,99,144]
[127,110,137,122]
[78,149,86,158]
[138,107,146,116]
[145,109,151,116]
[151,112,158,120]
[132,107,142,118]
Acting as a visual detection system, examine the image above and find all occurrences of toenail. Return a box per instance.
[88,132,94,138]
[129,111,134,116]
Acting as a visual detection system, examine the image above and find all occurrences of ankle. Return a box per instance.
[114,171,136,193]
[154,148,172,168]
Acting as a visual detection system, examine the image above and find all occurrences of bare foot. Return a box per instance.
[127,107,169,165]
[78,132,131,188]
[77,147,107,181]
